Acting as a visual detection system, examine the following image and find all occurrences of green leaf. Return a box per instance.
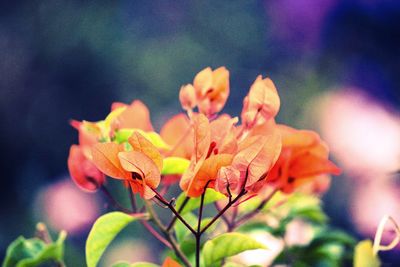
[173,213,215,257]
[354,240,380,267]
[86,212,146,267]
[174,213,197,243]
[3,231,67,267]
[286,194,327,224]
[173,213,209,255]
[162,157,190,175]
[223,264,262,267]
[222,263,245,267]
[112,262,159,267]
[114,129,171,150]
[202,233,267,267]
[175,188,226,215]
[174,213,215,244]
[312,229,356,247]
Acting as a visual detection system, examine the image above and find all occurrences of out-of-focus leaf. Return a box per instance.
[240,192,327,225]
[2,231,67,267]
[273,227,356,266]
[275,193,327,224]
[236,221,281,236]
[175,188,226,215]
[86,212,146,267]
[112,262,159,267]
[354,240,380,267]
[162,157,190,175]
[316,230,355,245]
[202,233,267,267]
[223,264,262,267]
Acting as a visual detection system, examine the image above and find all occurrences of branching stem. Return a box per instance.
[235,188,278,227]
[166,196,190,232]
[145,200,192,267]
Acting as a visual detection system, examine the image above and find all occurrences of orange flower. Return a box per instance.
[110,100,154,132]
[215,128,282,195]
[241,75,280,128]
[267,125,341,193]
[91,132,162,199]
[160,114,193,159]
[210,115,239,154]
[190,67,230,116]
[179,84,197,111]
[162,257,182,267]
[180,113,211,197]
[70,120,103,157]
[67,145,105,192]
[298,175,332,195]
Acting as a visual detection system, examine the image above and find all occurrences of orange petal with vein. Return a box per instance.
[193,67,230,115]
[241,75,280,128]
[118,151,160,190]
[180,113,211,195]
[128,131,163,171]
[186,154,233,197]
[91,143,131,180]
[233,129,281,190]
[210,115,238,154]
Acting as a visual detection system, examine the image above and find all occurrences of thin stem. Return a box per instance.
[154,194,197,235]
[214,202,231,229]
[125,186,171,248]
[141,220,172,249]
[200,189,246,235]
[145,200,192,267]
[167,196,190,232]
[164,233,192,267]
[235,189,278,227]
[195,189,207,267]
[100,186,132,213]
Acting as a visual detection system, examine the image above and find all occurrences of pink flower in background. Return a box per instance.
[314,88,400,246]
[319,89,400,176]
[350,178,400,248]
[35,178,100,234]
[285,219,315,247]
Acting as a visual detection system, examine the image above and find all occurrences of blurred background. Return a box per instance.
[1,0,400,265]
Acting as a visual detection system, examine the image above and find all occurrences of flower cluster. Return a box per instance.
[68,66,340,201]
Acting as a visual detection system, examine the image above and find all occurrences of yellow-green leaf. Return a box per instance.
[86,212,146,267]
[202,233,267,267]
[114,129,171,150]
[112,262,159,267]
[354,240,381,267]
[162,157,190,175]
